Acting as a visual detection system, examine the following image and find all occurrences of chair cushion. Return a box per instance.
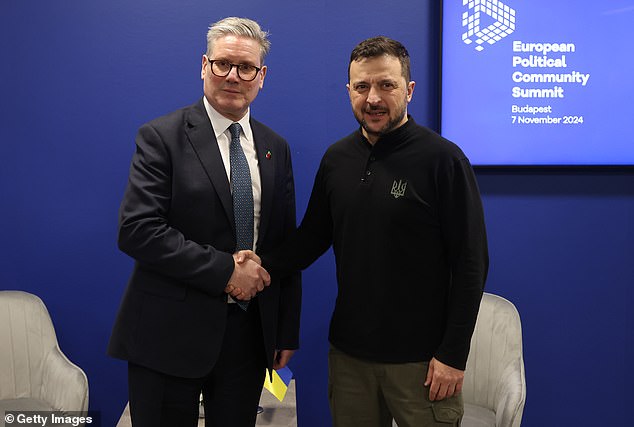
[0,397,55,412]
[462,403,496,427]
[0,398,87,427]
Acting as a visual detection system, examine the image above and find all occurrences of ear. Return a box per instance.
[201,55,207,80]
[406,80,415,102]
[346,83,352,98]
[258,65,267,89]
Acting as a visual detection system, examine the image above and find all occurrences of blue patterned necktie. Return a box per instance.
[229,122,253,310]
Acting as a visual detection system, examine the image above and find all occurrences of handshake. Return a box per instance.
[224,250,270,301]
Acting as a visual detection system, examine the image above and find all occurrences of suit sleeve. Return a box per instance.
[117,122,234,297]
[434,157,488,370]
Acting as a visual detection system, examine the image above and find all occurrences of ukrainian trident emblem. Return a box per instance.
[390,179,407,199]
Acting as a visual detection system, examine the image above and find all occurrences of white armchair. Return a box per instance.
[0,291,89,419]
[462,292,526,427]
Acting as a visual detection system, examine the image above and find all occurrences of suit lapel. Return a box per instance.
[251,119,274,249]
[185,100,234,232]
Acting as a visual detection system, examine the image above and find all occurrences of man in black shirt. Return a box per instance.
[238,36,488,427]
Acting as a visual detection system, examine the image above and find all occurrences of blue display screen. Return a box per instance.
[441,0,633,165]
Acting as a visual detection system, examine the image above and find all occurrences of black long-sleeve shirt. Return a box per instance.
[265,117,488,369]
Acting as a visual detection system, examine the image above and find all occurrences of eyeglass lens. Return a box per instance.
[210,60,258,81]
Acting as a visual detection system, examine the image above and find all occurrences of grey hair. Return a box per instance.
[206,17,270,64]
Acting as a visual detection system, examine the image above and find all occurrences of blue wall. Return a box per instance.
[477,169,633,426]
[1,1,632,426]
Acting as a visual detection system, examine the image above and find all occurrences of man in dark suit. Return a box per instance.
[108,17,301,427]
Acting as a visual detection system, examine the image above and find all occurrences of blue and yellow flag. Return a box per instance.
[263,366,293,401]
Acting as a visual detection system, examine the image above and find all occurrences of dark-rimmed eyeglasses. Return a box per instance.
[206,57,262,82]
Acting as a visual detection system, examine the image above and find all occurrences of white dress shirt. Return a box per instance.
[203,97,261,251]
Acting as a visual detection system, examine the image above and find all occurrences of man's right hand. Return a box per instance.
[224,254,270,300]
[234,249,261,265]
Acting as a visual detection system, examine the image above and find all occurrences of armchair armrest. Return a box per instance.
[40,346,89,414]
[494,358,526,427]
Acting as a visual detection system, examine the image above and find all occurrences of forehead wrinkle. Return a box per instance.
[351,74,399,86]
[210,35,262,66]
[350,57,404,82]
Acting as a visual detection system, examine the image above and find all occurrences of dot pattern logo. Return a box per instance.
[462,0,516,51]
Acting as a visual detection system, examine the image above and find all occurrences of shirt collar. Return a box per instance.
[358,115,416,150]
[202,96,253,142]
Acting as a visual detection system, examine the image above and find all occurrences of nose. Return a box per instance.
[366,85,381,104]
[226,65,241,82]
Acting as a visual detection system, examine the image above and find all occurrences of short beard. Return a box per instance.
[355,105,407,140]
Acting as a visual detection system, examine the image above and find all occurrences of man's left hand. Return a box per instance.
[424,357,464,401]
[273,349,296,370]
